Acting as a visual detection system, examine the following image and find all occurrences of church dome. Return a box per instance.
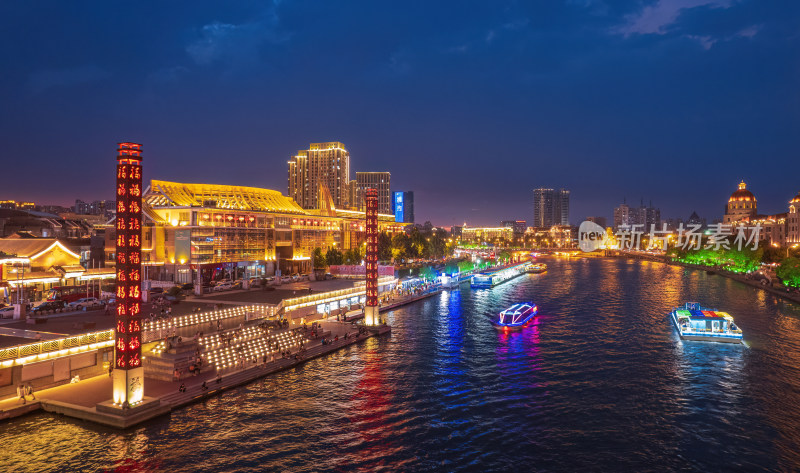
[729,180,755,202]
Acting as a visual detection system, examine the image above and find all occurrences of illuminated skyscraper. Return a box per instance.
[533,188,570,228]
[394,191,414,223]
[288,142,350,210]
[355,172,391,214]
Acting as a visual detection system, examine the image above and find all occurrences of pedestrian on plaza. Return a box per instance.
[26,384,35,400]
[174,368,180,381]
[108,364,114,377]
[17,384,26,405]
[179,383,186,393]
[104,305,111,316]
[201,381,208,391]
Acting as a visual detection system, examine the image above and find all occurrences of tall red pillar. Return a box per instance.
[113,142,144,406]
[364,188,380,325]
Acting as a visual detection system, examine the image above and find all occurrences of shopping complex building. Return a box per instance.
[105,180,403,285]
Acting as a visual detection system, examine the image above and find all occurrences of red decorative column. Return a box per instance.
[364,188,379,325]
[113,142,144,406]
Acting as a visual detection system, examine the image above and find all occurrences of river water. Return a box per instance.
[3,258,800,472]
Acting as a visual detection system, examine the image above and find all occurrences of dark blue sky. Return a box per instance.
[1,1,798,227]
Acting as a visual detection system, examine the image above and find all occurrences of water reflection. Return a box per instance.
[3,258,800,471]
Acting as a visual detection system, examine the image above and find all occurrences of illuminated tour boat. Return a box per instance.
[670,302,743,344]
[491,302,538,330]
[526,263,547,273]
[470,261,529,288]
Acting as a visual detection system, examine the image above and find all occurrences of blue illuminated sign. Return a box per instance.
[394,191,404,222]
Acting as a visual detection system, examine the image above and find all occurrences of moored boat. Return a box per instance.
[670,302,743,344]
[491,302,538,331]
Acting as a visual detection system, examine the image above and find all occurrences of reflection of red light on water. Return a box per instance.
[347,348,398,462]
[107,457,163,472]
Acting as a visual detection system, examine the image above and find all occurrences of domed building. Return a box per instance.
[720,180,800,247]
[789,190,800,245]
[723,180,757,224]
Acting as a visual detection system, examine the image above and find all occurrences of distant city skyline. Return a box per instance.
[1,2,798,226]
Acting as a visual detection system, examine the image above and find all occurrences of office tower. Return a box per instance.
[355,172,391,214]
[533,188,570,228]
[394,191,415,223]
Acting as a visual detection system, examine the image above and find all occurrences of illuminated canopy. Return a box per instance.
[145,180,306,215]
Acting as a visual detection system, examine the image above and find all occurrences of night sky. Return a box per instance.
[1,1,798,227]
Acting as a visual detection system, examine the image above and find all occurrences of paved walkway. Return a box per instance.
[0,320,377,425]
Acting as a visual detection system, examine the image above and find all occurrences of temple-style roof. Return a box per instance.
[0,239,64,258]
[144,180,307,215]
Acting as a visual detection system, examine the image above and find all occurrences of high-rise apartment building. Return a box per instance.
[288,142,351,210]
[532,188,570,228]
[614,200,660,230]
[394,191,415,223]
[354,172,391,214]
[614,203,631,229]
[74,199,114,216]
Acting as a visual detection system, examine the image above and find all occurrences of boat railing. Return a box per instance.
[681,326,742,335]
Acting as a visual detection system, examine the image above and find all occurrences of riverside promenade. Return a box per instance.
[607,251,800,305]
[0,277,449,429]
[0,321,390,427]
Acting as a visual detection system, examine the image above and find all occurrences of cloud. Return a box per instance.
[682,22,760,50]
[187,22,242,65]
[185,7,288,68]
[685,34,717,49]
[617,0,734,36]
[146,66,190,86]
[28,65,111,93]
[736,24,761,38]
[388,50,412,74]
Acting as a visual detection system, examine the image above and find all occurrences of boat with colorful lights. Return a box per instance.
[491,302,538,330]
[470,261,529,288]
[526,263,547,273]
[670,302,743,344]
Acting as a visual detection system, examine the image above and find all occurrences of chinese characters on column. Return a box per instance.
[115,143,143,372]
[365,188,378,308]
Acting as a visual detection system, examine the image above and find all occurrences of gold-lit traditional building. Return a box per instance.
[722,180,800,247]
[461,227,514,244]
[0,238,114,302]
[105,180,402,284]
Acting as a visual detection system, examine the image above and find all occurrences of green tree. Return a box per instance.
[391,232,410,261]
[777,257,800,288]
[762,245,786,264]
[409,228,426,258]
[378,232,393,262]
[312,247,326,269]
[344,247,364,265]
[326,247,343,266]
